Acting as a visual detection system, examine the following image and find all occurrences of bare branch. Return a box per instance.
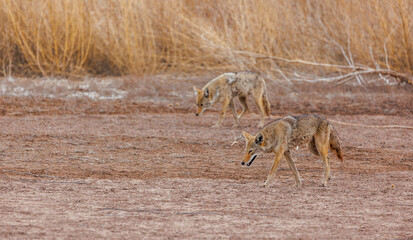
[330,119,413,130]
[234,50,355,69]
[232,50,413,85]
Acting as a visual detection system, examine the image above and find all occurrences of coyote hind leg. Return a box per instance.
[252,94,266,128]
[237,96,249,121]
[284,150,302,187]
[309,138,331,181]
[315,131,331,187]
[308,138,319,156]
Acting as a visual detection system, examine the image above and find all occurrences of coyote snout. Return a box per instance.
[241,154,257,166]
[194,103,206,116]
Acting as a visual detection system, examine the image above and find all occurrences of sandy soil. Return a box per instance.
[0,75,412,239]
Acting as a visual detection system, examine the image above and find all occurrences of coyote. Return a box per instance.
[193,71,271,128]
[241,114,343,188]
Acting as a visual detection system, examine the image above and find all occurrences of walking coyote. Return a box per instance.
[241,114,343,188]
[193,72,271,128]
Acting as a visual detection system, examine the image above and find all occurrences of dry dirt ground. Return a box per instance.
[0,75,412,239]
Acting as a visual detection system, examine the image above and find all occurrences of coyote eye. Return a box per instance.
[200,104,203,107]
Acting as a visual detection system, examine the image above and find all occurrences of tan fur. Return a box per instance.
[241,114,343,188]
[262,93,271,117]
[193,71,271,128]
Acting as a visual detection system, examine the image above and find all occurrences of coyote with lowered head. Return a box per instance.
[193,71,271,128]
[241,114,343,188]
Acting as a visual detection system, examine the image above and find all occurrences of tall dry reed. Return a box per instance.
[0,0,412,79]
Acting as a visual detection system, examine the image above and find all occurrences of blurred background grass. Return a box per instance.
[0,0,412,79]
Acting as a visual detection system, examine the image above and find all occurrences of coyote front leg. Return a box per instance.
[229,99,239,127]
[213,98,230,128]
[261,145,285,188]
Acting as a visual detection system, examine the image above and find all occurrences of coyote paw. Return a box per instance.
[260,182,269,188]
[294,181,302,188]
[232,123,239,128]
[212,124,220,128]
[318,183,327,187]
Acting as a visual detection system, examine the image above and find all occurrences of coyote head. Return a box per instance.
[241,131,265,166]
[193,86,217,116]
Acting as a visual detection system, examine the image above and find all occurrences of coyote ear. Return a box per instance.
[255,133,264,144]
[242,131,253,141]
[193,86,199,96]
[204,88,209,98]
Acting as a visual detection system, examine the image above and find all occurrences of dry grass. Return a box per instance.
[0,0,412,79]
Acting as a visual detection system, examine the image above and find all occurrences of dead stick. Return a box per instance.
[2,170,57,178]
[329,119,413,130]
[0,174,86,184]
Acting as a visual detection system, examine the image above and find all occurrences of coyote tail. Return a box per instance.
[262,92,271,117]
[329,125,343,161]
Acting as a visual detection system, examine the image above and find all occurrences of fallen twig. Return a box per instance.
[329,119,413,130]
[98,207,218,216]
[0,174,86,184]
[399,158,413,162]
[2,170,57,178]
[230,131,242,146]
[98,207,163,214]
[278,168,322,173]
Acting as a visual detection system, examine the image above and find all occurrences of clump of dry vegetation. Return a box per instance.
[0,0,412,83]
